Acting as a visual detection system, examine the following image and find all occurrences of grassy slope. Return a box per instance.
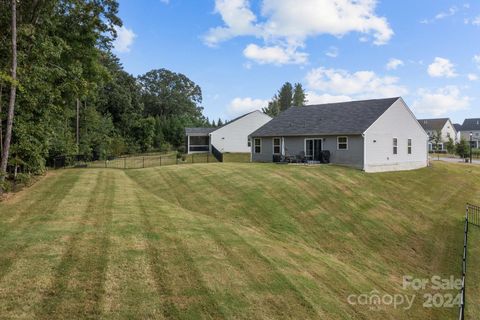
[0,162,479,319]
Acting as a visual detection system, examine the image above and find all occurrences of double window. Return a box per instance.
[407,139,412,154]
[273,138,281,154]
[393,138,398,155]
[254,138,262,154]
[337,136,348,150]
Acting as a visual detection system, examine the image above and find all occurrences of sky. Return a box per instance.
[113,0,480,124]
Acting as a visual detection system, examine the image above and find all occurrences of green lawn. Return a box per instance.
[0,162,479,319]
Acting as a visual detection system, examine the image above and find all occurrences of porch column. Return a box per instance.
[187,135,190,154]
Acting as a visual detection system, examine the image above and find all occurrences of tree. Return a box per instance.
[262,95,280,117]
[431,130,442,160]
[445,137,455,155]
[0,0,17,192]
[217,118,223,127]
[456,138,469,159]
[278,82,293,112]
[292,83,307,106]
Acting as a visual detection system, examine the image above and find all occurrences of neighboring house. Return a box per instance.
[453,123,463,142]
[249,97,428,173]
[459,118,480,148]
[417,118,457,152]
[185,110,272,156]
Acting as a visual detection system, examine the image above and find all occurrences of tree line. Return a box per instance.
[0,0,209,191]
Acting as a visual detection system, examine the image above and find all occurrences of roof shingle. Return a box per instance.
[461,118,480,131]
[250,97,399,137]
[417,118,449,131]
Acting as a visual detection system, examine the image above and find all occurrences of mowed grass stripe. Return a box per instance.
[128,176,228,319]
[101,170,165,320]
[0,170,99,318]
[36,170,115,319]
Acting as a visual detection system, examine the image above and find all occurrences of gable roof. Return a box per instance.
[461,118,480,131]
[250,97,399,137]
[185,110,267,136]
[453,123,462,132]
[417,118,449,131]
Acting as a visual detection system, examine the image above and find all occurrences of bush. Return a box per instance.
[456,138,470,158]
[14,173,31,186]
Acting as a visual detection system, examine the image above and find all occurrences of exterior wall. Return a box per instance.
[364,99,428,173]
[210,111,272,153]
[460,131,480,148]
[251,135,364,169]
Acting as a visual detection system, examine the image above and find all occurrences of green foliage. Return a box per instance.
[0,1,211,175]
[263,82,308,117]
[456,138,470,158]
[445,137,455,154]
[292,83,307,106]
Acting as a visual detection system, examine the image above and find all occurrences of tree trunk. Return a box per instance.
[0,0,18,192]
[0,83,3,156]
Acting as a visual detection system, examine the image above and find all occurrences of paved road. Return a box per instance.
[431,157,480,165]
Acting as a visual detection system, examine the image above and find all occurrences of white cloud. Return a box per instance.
[474,54,480,67]
[468,73,478,81]
[386,58,404,70]
[243,44,308,65]
[227,97,268,116]
[113,26,136,53]
[205,0,393,64]
[306,67,408,98]
[421,6,458,24]
[427,57,457,78]
[306,92,352,104]
[325,46,339,58]
[413,86,471,116]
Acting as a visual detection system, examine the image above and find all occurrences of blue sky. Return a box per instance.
[113,0,480,124]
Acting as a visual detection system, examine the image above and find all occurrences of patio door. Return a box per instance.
[305,139,322,161]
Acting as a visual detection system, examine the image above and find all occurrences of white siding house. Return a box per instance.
[185,111,272,155]
[250,97,428,173]
[210,111,272,153]
[418,118,457,151]
[364,99,428,172]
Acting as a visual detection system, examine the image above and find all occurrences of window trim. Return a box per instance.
[272,137,281,155]
[247,138,251,148]
[254,138,262,154]
[393,137,398,155]
[337,136,348,150]
[407,138,412,155]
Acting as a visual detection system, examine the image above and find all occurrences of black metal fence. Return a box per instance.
[52,153,219,170]
[459,203,480,320]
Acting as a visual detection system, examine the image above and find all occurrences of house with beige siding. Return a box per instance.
[249,97,428,173]
[417,118,457,151]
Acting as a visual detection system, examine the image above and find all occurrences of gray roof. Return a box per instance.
[250,97,400,137]
[417,118,449,131]
[453,123,462,131]
[461,118,480,131]
[185,127,216,135]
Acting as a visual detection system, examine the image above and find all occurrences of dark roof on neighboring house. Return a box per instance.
[453,123,462,132]
[417,118,449,131]
[461,118,480,131]
[250,97,400,137]
[185,127,217,135]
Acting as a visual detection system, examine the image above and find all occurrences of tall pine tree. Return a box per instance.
[292,83,307,106]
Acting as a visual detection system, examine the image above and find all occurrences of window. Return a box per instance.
[337,136,348,150]
[254,138,261,154]
[407,139,412,154]
[393,138,398,155]
[273,138,281,154]
[247,138,251,147]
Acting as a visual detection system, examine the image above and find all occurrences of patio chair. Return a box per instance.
[296,151,306,163]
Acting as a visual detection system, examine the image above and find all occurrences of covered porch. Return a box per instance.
[185,128,215,154]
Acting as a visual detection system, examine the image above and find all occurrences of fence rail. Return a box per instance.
[52,153,219,170]
[459,203,480,320]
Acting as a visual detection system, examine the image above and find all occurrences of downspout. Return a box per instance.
[362,133,366,171]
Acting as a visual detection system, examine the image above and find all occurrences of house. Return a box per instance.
[453,123,463,142]
[185,110,272,157]
[459,118,480,148]
[249,97,428,173]
[417,118,457,152]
